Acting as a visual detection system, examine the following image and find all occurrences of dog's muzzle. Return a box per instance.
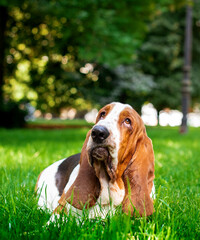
[88,125,116,181]
[89,125,110,166]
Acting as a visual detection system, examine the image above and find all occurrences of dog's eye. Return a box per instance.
[124,118,131,125]
[99,111,106,119]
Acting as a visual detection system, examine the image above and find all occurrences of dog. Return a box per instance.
[36,102,155,218]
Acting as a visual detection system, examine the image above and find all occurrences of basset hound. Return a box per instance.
[36,102,155,218]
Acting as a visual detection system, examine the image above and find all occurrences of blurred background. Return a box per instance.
[0,0,199,128]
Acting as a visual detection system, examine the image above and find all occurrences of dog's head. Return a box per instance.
[87,102,145,182]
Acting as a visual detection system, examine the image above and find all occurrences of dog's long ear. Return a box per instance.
[58,130,100,210]
[122,127,155,217]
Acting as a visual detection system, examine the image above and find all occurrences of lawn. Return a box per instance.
[0,127,199,239]
[27,118,93,127]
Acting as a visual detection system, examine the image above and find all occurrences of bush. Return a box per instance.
[0,100,28,128]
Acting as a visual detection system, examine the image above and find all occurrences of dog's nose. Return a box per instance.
[91,125,110,143]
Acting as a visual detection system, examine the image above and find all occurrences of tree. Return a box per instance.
[136,0,200,112]
[136,8,184,112]
[1,0,199,116]
[1,0,157,113]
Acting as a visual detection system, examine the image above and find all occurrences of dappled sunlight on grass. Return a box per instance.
[0,128,88,178]
[166,140,181,149]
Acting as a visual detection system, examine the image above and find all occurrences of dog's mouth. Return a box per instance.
[90,147,109,163]
[89,147,116,181]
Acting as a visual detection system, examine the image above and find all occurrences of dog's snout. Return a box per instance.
[91,126,110,143]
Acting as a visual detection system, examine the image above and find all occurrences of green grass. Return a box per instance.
[27,118,93,127]
[0,127,200,239]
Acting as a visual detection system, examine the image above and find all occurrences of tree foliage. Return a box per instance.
[137,8,184,111]
[1,0,158,113]
[0,0,199,114]
[136,1,200,111]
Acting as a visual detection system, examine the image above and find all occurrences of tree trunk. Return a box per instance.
[180,4,193,133]
[0,5,8,101]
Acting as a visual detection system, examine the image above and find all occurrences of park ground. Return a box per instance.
[0,126,200,239]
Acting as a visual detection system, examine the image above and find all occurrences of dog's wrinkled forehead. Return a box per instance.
[96,102,132,127]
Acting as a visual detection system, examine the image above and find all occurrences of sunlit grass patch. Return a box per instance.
[0,127,200,239]
[27,118,93,127]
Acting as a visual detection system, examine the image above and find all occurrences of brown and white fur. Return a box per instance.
[36,102,155,218]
